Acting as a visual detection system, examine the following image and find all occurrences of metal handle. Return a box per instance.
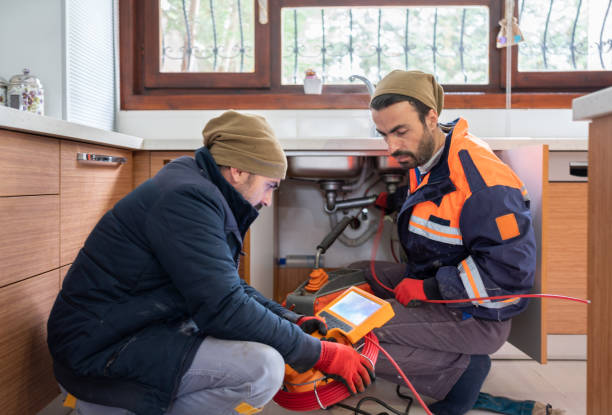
[569,161,588,177]
[77,153,127,164]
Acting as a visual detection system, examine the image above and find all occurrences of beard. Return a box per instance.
[391,128,436,170]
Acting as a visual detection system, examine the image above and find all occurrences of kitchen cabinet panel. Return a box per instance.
[0,130,59,196]
[60,141,132,265]
[150,151,193,176]
[0,269,60,415]
[0,195,60,288]
[546,182,587,334]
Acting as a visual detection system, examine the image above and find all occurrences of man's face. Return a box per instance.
[371,101,436,170]
[235,173,280,210]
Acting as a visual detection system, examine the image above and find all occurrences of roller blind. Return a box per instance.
[65,0,115,130]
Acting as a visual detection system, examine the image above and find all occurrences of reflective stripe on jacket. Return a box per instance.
[396,118,536,321]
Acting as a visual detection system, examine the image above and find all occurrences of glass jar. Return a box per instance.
[0,76,7,106]
[8,68,44,115]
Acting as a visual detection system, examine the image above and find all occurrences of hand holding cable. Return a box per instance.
[393,278,427,305]
[296,316,328,335]
[313,340,374,395]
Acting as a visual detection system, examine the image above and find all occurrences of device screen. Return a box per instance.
[329,291,383,326]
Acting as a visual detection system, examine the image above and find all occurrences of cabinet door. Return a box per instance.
[0,195,60,287]
[60,141,132,265]
[546,182,587,334]
[0,269,60,415]
[497,145,548,364]
[0,129,59,196]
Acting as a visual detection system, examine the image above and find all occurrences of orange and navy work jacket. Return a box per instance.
[396,118,536,321]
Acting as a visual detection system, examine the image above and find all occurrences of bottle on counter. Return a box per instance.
[8,68,44,115]
[303,69,322,95]
[0,76,7,106]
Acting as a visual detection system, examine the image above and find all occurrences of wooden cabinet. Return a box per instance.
[0,129,59,196]
[0,269,60,415]
[546,182,587,334]
[0,196,60,287]
[60,141,132,265]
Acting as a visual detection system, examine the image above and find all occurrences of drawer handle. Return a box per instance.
[77,153,127,164]
[569,161,588,177]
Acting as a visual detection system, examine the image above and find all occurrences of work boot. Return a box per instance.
[473,392,567,415]
[429,354,491,415]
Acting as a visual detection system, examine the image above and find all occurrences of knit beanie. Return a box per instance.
[371,70,444,116]
[202,110,287,179]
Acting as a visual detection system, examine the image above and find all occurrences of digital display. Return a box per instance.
[329,291,382,326]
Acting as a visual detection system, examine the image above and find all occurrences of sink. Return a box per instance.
[287,156,365,179]
[376,156,405,173]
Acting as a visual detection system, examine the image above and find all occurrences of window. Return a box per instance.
[120,0,611,110]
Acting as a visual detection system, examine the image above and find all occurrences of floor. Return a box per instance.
[261,359,586,415]
[42,352,586,415]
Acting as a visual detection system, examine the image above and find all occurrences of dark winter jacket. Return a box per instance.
[47,147,320,415]
[395,118,536,321]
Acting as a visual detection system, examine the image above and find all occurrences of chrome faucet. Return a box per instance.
[349,74,375,96]
[348,74,378,137]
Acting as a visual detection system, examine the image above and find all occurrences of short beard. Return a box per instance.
[392,128,436,170]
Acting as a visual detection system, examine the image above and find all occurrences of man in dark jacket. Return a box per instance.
[351,71,536,415]
[47,111,373,415]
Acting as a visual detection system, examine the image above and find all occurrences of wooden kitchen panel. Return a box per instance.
[59,264,71,288]
[274,267,313,303]
[133,150,151,188]
[0,269,60,415]
[150,151,194,176]
[0,129,59,196]
[60,141,133,265]
[0,195,60,288]
[546,182,587,334]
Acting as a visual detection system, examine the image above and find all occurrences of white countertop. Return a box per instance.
[572,86,612,121]
[1,105,588,151]
[0,106,143,149]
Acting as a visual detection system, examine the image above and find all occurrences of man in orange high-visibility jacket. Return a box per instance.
[352,70,536,415]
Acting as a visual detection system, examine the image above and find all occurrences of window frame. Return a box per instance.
[143,0,270,88]
[119,0,597,110]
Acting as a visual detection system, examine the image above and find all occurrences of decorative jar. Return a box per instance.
[0,76,7,106]
[303,69,322,94]
[8,68,44,115]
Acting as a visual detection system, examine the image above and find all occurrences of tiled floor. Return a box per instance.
[43,359,586,415]
[261,359,586,415]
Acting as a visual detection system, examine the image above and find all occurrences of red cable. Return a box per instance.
[370,214,590,305]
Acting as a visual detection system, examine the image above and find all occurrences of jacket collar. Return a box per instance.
[194,147,259,237]
[399,118,465,214]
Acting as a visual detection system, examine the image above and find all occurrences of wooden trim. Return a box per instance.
[122,91,583,110]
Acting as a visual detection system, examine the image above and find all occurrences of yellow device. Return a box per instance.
[316,286,395,344]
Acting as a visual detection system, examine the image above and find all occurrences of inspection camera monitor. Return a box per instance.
[316,286,395,343]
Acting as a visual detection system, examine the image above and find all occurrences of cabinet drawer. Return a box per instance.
[0,129,59,196]
[0,269,60,414]
[549,151,588,182]
[0,195,60,287]
[60,141,132,265]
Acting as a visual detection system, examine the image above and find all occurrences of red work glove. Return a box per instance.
[374,192,389,210]
[393,278,427,305]
[296,316,328,335]
[313,340,374,395]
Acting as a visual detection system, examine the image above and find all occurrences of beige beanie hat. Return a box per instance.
[371,70,444,116]
[202,111,287,179]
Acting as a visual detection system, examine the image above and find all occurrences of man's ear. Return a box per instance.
[425,108,439,131]
[228,167,250,184]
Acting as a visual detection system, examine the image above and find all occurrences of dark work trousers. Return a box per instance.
[349,260,511,401]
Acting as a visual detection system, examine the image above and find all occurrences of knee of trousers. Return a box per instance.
[244,343,285,405]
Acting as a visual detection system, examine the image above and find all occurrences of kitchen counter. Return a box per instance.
[572,86,612,121]
[1,105,588,151]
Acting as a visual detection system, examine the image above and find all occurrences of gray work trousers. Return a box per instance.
[61,336,285,415]
[350,260,511,401]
